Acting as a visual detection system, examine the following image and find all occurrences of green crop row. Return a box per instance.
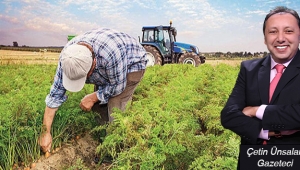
[92,64,240,169]
[0,63,241,170]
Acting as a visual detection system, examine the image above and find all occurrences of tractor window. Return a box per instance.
[163,30,171,51]
[157,30,164,42]
[143,30,154,42]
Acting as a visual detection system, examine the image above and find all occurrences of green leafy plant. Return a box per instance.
[92,64,240,169]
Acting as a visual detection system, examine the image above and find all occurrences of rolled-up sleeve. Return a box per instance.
[45,62,68,108]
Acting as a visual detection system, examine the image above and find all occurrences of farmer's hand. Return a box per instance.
[80,92,99,111]
[242,106,259,117]
[39,106,56,153]
[39,132,52,153]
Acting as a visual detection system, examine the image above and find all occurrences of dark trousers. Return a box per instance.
[92,70,145,123]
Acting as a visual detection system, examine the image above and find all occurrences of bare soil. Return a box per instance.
[31,134,102,170]
[31,104,110,170]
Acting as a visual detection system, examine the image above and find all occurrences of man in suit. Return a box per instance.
[221,6,300,168]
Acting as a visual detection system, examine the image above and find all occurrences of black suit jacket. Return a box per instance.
[221,49,300,145]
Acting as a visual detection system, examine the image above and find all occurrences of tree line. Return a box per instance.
[203,51,268,58]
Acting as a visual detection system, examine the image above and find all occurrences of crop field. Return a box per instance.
[0,50,243,170]
[0,50,59,65]
[0,50,243,66]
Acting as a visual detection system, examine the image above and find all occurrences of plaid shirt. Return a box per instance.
[46,28,147,108]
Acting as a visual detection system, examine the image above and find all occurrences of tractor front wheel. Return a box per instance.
[178,52,201,67]
[143,45,162,67]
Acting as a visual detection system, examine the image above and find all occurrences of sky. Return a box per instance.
[1,0,300,53]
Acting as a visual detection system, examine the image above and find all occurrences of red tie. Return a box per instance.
[263,64,285,145]
[269,64,285,102]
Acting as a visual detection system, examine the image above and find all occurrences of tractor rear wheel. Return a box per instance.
[178,52,201,67]
[143,45,162,67]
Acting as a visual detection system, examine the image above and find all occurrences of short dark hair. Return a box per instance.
[263,6,300,35]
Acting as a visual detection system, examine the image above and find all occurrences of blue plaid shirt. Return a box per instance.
[46,28,147,108]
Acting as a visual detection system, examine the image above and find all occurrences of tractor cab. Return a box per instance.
[141,22,177,64]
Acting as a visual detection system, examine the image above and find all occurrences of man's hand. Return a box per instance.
[39,132,52,153]
[80,92,99,111]
[39,106,57,153]
[242,106,259,117]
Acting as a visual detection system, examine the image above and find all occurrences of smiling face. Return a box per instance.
[264,13,300,63]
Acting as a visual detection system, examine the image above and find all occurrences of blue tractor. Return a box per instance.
[140,21,205,67]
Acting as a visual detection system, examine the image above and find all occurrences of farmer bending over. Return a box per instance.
[39,28,147,153]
